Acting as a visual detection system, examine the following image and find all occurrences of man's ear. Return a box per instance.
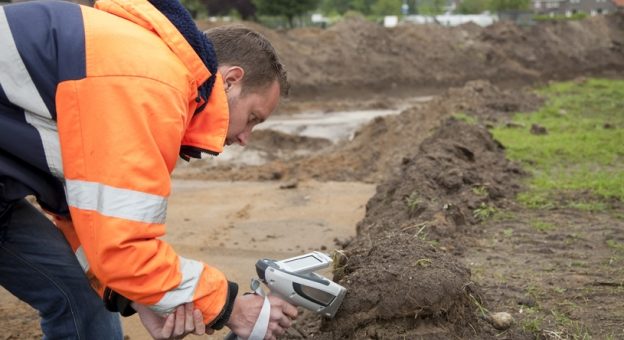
[220,66,245,90]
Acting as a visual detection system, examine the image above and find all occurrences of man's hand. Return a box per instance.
[133,302,214,339]
[225,294,298,340]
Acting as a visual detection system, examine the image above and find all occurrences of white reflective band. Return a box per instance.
[75,246,90,273]
[24,111,63,178]
[66,179,167,224]
[0,8,63,178]
[151,256,203,314]
[247,280,270,340]
[226,280,270,340]
[0,7,51,118]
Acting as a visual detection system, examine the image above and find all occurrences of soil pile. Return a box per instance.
[358,118,526,253]
[176,80,542,183]
[200,14,624,100]
[289,117,531,339]
[315,237,482,339]
[245,129,333,161]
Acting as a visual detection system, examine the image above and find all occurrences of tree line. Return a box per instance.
[182,0,531,25]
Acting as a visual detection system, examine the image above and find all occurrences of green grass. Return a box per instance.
[531,220,556,232]
[405,191,424,214]
[473,203,497,221]
[492,79,624,210]
[451,112,478,125]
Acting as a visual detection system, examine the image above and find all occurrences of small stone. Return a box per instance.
[487,312,514,330]
[279,180,298,189]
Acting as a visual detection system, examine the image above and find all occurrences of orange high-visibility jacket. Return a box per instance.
[0,0,234,326]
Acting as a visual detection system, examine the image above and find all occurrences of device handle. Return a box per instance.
[224,279,271,340]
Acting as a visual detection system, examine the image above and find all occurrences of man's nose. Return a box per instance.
[237,130,250,146]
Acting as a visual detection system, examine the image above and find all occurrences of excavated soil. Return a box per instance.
[285,116,532,339]
[4,14,624,340]
[199,13,624,103]
[282,85,623,339]
[175,80,542,184]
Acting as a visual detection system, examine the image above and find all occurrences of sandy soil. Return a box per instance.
[0,180,375,339]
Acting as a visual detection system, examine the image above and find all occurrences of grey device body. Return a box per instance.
[255,251,347,318]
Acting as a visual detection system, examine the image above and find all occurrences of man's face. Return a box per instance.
[221,66,280,146]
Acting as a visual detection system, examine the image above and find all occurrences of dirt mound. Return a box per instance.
[358,118,526,252]
[316,236,482,339]
[248,129,332,154]
[176,80,542,183]
[200,14,624,100]
[289,116,532,339]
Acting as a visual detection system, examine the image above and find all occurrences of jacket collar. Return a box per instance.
[181,73,229,157]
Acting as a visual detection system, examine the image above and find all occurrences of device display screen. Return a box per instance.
[284,255,322,268]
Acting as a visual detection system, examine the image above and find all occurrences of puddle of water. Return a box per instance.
[256,109,400,143]
[197,109,401,167]
[181,97,433,168]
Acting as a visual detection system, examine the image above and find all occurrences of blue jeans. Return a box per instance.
[0,199,123,340]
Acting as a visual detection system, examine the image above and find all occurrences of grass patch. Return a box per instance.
[473,203,497,221]
[492,79,624,210]
[405,191,424,215]
[606,239,624,254]
[502,228,513,237]
[531,220,556,232]
[472,185,488,197]
[451,112,478,125]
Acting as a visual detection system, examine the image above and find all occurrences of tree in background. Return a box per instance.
[350,0,376,15]
[201,0,257,20]
[417,0,446,15]
[181,0,208,18]
[320,0,352,15]
[371,0,402,16]
[489,0,530,11]
[253,0,320,27]
[457,0,490,14]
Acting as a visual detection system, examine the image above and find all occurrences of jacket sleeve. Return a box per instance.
[55,76,235,324]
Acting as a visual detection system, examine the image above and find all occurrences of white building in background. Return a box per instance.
[384,15,400,27]
[532,0,619,16]
[403,13,498,26]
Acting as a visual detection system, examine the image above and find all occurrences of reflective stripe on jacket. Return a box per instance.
[0,0,231,324]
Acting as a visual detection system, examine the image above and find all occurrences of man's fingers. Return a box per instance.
[160,313,175,339]
[192,309,205,335]
[281,303,298,320]
[278,314,292,329]
[184,303,195,333]
[264,321,285,340]
[173,305,185,337]
[268,296,298,320]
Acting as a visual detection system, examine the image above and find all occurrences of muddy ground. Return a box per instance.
[3,13,624,340]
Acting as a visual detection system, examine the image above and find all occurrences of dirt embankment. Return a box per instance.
[177,80,542,184]
[201,14,624,102]
[278,101,532,339]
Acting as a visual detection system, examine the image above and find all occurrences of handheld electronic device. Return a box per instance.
[255,251,346,318]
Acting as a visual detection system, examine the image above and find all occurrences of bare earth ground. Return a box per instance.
[2,82,623,338]
[3,13,624,340]
[0,180,374,339]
